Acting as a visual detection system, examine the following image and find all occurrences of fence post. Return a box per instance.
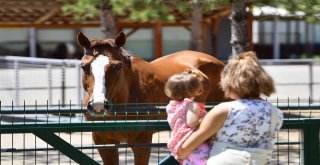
[61,63,66,107]
[303,119,320,165]
[308,63,313,102]
[14,61,19,105]
[47,64,52,105]
[75,63,82,106]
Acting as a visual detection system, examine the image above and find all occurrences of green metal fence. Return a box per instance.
[1,101,320,165]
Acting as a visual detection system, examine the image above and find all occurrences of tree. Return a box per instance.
[61,0,229,51]
[191,0,204,51]
[61,0,175,37]
[61,0,320,56]
[230,0,248,55]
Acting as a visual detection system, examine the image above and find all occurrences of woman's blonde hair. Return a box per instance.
[220,51,275,98]
[164,69,205,101]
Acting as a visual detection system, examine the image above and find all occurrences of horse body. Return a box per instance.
[77,32,225,165]
[150,50,225,102]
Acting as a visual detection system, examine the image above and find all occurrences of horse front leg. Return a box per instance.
[129,132,153,165]
[92,132,119,165]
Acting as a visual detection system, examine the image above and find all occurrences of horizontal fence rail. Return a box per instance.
[1,102,320,113]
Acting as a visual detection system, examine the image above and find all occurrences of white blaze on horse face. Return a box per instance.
[91,55,109,112]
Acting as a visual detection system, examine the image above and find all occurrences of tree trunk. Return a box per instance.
[191,0,203,52]
[230,0,248,55]
[98,2,117,38]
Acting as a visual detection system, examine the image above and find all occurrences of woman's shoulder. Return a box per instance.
[208,102,230,116]
[270,103,284,124]
[216,100,240,108]
[227,99,271,107]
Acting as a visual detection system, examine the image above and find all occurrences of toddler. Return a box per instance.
[164,69,211,165]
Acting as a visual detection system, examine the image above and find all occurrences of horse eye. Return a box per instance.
[84,48,94,56]
[81,63,91,74]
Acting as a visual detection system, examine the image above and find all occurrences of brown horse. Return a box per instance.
[77,31,225,165]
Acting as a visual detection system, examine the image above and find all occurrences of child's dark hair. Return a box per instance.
[164,69,205,101]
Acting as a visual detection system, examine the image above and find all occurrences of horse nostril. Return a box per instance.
[104,101,110,110]
[87,101,94,112]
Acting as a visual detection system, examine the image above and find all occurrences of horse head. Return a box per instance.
[77,32,131,115]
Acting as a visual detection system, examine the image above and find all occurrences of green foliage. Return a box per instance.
[204,0,229,10]
[60,0,230,22]
[253,0,320,24]
[112,0,175,22]
[60,0,101,21]
[60,0,320,24]
[300,54,308,59]
[61,0,177,22]
[313,55,320,59]
[300,54,320,59]
[171,0,229,13]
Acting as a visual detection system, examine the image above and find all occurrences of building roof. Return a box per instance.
[0,0,100,28]
[0,0,230,28]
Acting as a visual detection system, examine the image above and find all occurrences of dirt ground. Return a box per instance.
[0,128,307,165]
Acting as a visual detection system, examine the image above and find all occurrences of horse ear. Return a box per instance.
[77,32,91,49]
[115,32,126,48]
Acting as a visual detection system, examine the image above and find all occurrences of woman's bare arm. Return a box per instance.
[177,103,229,159]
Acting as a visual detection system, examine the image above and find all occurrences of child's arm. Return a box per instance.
[186,102,200,128]
[177,103,229,159]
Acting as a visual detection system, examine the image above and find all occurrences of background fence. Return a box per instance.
[0,56,83,106]
[0,56,320,107]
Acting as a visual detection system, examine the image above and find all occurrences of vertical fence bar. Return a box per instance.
[75,63,82,106]
[308,63,314,102]
[47,64,52,106]
[61,64,66,107]
[0,101,1,165]
[303,120,320,165]
[11,101,14,165]
[13,61,19,106]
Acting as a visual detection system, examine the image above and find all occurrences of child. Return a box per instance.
[164,69,211,165]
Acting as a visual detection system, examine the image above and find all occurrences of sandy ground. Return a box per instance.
[1,131,171,165]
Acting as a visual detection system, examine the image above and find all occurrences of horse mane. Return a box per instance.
[120,48,132,65]
[89,39,132,65]
[90,39,116,48]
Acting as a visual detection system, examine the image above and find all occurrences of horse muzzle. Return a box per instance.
[86,100,113,116]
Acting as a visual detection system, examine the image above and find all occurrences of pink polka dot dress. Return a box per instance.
[166,98,211,165]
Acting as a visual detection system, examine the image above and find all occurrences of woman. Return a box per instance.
[177,51,283,165]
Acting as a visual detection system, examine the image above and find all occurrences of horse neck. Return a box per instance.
[128,57,167,103]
